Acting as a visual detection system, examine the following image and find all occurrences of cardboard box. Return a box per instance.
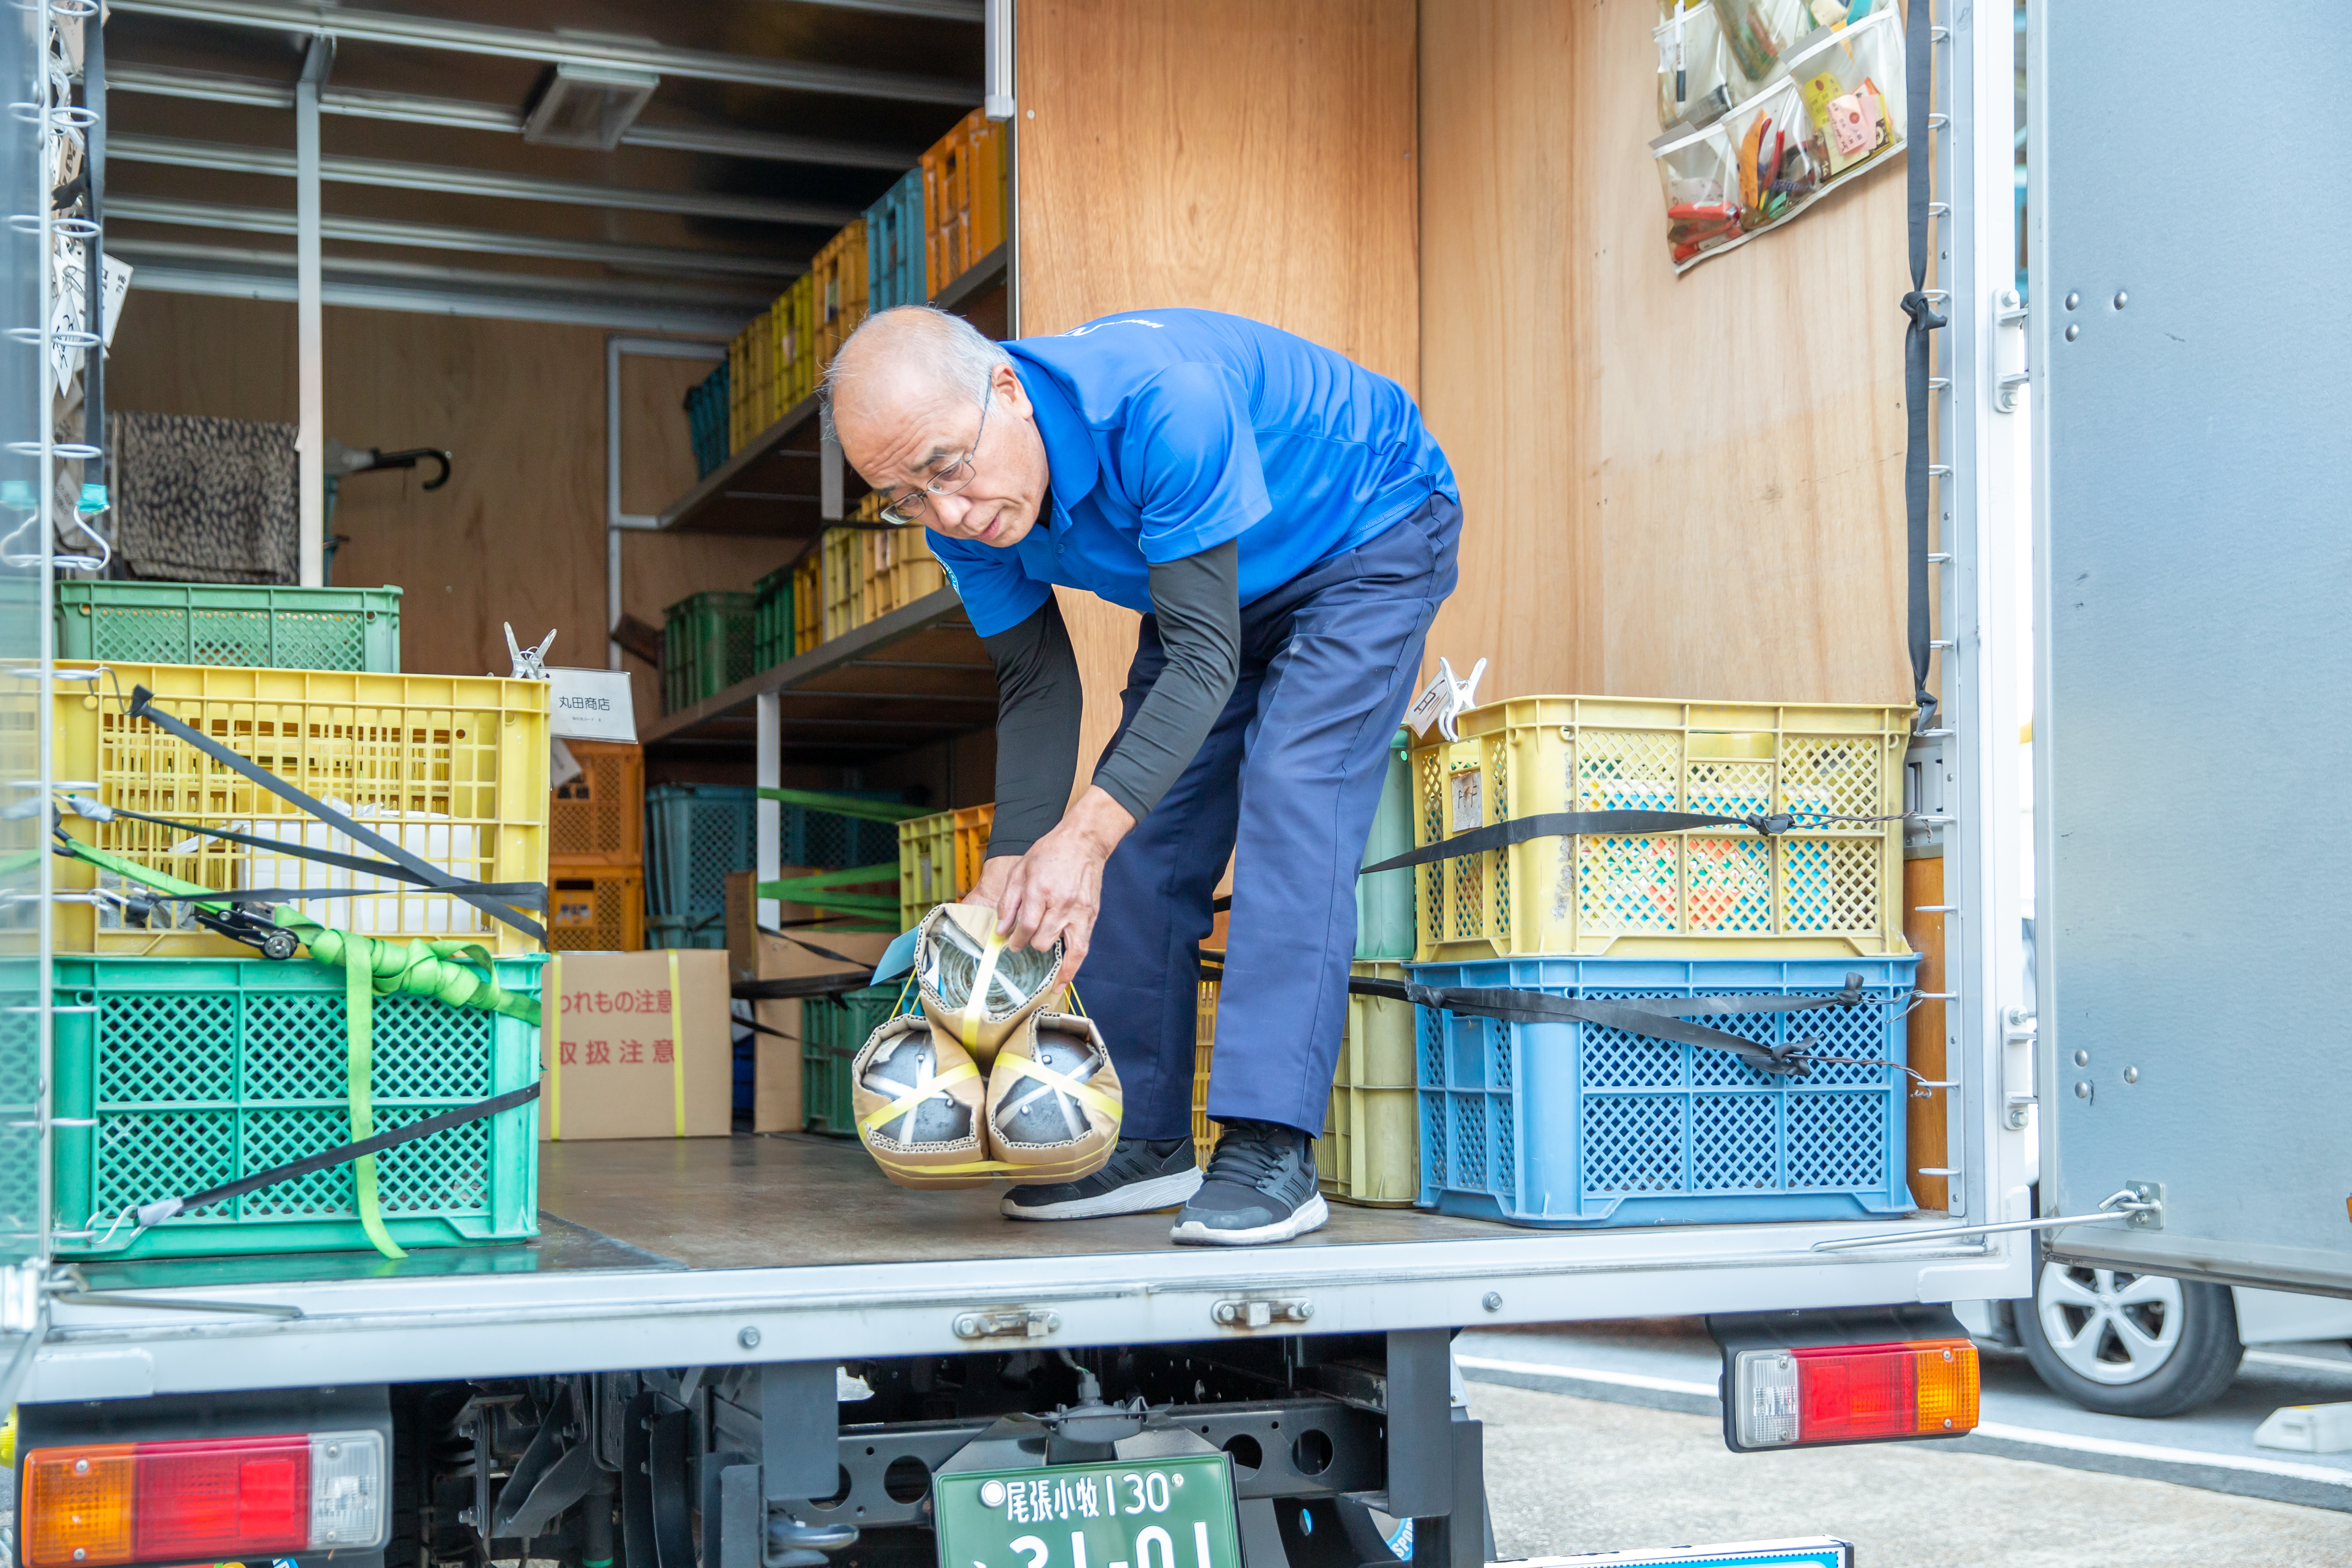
[726,867,827,982]
[543,949,733,1139]
[748,927,897,1134]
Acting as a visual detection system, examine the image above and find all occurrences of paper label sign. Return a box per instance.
[547,667,638,742]
[1405,672,1451,737]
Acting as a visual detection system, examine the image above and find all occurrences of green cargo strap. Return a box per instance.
[755,787,933,824]
[342,937,403,1259]
[758,862,900,918]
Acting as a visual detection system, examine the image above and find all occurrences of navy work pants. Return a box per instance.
[1084,494,1461,1138]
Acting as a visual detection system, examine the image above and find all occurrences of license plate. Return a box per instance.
[933,1453,1240,1568]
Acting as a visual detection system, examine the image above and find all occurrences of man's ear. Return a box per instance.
[997,362,1034,419]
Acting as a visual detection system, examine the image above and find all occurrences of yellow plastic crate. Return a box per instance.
[1192,977,1219,1172]
[952,802,995,895]
[820,528,864,643]
[896,810,958,929]
[1318,960,1417,1207]
[791,552,822,656]
[54,663,549,956]
[863,527,946,621]
[813,220,869,370]
[1411,696,1911,961]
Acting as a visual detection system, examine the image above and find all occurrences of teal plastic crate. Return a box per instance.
[803,983,908,1136]
[647,785,906,931]
[56,582,401,672]
[650,913,728,950]
[865,168,928,312]
[49,955,542,1259]
[662,590,757,713]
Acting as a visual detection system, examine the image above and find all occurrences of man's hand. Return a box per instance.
[970,787,1135,983]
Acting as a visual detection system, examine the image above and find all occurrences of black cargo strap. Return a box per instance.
[70,798,543,904]
[732,973,881,1003]
[1198,953,1900,1080]
[1899,0,1944,722]
[136,882,551,907]
[1357,808,1909,878]
[126,686,548,942]
[118,1081,542,1234]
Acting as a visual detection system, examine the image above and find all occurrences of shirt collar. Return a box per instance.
[1005,345,1098,528]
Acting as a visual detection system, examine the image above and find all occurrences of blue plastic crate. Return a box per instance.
[1413,954,1920,1227]
[865,168,928,311]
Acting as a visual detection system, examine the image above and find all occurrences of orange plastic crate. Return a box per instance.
[922,109,1008,295]
[550,865,645,952]
[550,740,644,864]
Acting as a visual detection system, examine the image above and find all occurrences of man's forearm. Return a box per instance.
[981,595,1083,858]
[1091,539,1241,820]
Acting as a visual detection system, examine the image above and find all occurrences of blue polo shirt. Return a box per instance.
[927,309,1456,637]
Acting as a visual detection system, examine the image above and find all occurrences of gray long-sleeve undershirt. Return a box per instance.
[982,539,1241,858]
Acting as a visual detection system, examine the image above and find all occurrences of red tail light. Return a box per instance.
[1730,1339,1979,1450]
[23,1429,384,1568]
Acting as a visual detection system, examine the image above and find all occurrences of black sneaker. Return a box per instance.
[1169,1120,1328,1246]
[1000,1138,1203,1220]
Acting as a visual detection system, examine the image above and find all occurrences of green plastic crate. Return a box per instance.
[56,582,401,672]
[753,566,795,671]
[662,590,757,713]
[803,983,907,1136]
[49,955,542,1260]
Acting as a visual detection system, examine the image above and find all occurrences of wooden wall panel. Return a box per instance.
[1015,0,1421,783]
[103,292,796,730]
[1420,0,1912,706]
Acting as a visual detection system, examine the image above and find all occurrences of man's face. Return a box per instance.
[836,363,1050,548]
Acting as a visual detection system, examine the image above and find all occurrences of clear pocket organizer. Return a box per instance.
[1654,3,1740,131]
[1707,0,1814,87]
[1722,76,1821,236]
[1787,5,1905,180]
[1652,119,1743,268]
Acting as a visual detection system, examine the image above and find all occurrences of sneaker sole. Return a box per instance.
[1000,1167,1204,1221]
[1168,1192,1330,1247]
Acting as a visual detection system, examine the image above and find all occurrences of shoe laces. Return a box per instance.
[1203,1123,1295,1193]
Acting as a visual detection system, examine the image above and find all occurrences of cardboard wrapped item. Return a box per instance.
[984,1011,1123,1184]
[542,949,732,1139]
[851,1014,992,1188]
[913,902,1065,1067]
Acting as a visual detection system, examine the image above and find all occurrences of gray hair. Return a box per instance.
[820,304,1011,441]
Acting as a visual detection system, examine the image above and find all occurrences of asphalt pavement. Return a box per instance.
[1459,1321,2352,1564]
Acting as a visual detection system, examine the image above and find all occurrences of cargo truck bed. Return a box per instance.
[28,1133,1999,1406]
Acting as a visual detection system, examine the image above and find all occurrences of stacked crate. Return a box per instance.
[48,625,551,1258]
[791,551,822,657]
[864,524,947,621]
[646,783,754,950]
[1400,697,1921,1227]
[661,589,757,714]
[549,740,646,953]
[865,167,927,312]
[922,109,1009,295]
[820,528,863,643]
[684,362,729,479]
[813,220,869,368]
[752,563,796,671]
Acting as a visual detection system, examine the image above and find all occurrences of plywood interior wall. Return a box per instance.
[103,292,798,731]
[1419,1,1913,706]
[1014,0,1421,781]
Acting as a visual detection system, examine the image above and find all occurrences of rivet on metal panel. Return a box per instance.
[2074,1081,2092,1100]
[2123,1067,2138,1084]
[739,1326,762,1349]
[2065,325,2081,342]
[1481,1292,1503,1313]
[2072,1050,2089,1067]
[2112,292,2128,310]
[2065,292,2080,310]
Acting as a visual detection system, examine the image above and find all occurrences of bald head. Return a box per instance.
[824,306,1051,549]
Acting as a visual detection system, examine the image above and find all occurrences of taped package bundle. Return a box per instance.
[851,903,1120,1189]
[914,901,1066,1064]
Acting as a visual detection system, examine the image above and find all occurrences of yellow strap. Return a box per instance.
[858,1058,981,1136]
[546,955,562,1141]
[1065,987,1087,1018]
[993,1049,1122,1124]
[958,916,1006,1051]
[668,949,685,1138]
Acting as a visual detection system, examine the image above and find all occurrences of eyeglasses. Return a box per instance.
[876,394,991,527]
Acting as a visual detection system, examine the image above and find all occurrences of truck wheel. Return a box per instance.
[2014,1261,2242,1417]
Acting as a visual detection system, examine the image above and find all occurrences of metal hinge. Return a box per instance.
[952,1307,1060,1341]
[1211,1296,1314,1330]
[1995,290,2031,413]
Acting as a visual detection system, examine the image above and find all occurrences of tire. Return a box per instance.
[2014,1258,2243,1417]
